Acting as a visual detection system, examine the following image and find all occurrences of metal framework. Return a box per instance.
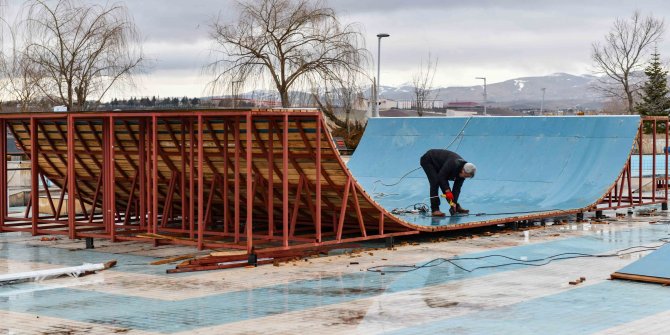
[0,111,667,254]
[598,116,670,210]
[0,109,415,252]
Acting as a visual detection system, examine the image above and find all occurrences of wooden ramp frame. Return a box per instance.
[0,109,415,252]
[0,110,667,254]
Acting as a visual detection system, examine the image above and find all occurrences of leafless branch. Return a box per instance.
[19,0,145,111]
[591,11,664,114]
[207,0,369,107]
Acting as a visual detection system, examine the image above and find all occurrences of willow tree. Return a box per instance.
[591,11,664,115]
[208,0,367,107]
[22,0,144,111]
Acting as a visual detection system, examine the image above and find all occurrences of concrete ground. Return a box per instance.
[1,206,670,334]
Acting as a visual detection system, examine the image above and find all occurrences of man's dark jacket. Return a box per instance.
[420,149,467,210]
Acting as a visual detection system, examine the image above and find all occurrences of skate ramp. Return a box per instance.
[612,242,670,284]
[348,116,640,229]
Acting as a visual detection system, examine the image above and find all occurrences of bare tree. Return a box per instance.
[592,11,664,114]
[311,72,366,132]
[412,53,439,117]
[0,19,43,112]
[21,0,144,111]
[208,0,368,108]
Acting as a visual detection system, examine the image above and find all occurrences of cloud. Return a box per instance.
[4,0,670,98]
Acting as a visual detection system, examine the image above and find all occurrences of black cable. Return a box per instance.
[371,117,474,190]
[367,239,669,274]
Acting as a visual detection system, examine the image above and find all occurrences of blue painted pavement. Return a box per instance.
[0,224,668,333]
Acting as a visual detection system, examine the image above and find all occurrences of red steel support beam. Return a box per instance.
[40,173,56,217]
[67,115,76,238]
[234,117,240,243]
[139,119,147,229]
[666,119,669,201]
[638,122,643,204]
[88,174,103,225]
[180,121,187,230]
[267,119,275,238]
[30,118,38,235]
[283,115,289,247]
[197,115,205,249]
[0,119,6,231]
[109,116,117,240]
[152,116,158,234]
[55,174,67,221]
[223,120,230,234]
[246,112,253,253]
[161,172,177,227]
[124,171,139,226]
[316,114,322,243]
[189,118,195,239]
[653,121,657,202]
[336,177,352,242]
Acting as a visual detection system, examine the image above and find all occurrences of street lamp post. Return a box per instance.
[375,33,390,118]
[540,87,546,115]
[475,77,487,115]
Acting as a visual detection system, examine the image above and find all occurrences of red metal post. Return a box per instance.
[246,112,253,253]
[197,115,205,249]
[283,115,289,247]
[110,116,117,240]
[638,122,643,205]
[336,177,352,241]
[124,171,139,225]
[67,115,76,238]
[30,117,38,235]
[666,118,669,201]
[39,173,56,216]
[180,121,187,230]
[315,115,322,243]
[234,117,240,243]
[189,118,195,239]
[0,119,5,231]
[139,119,147,230]
[653,120,657,201]
[223,119,229,234]
[152,116,158,234]
[267,119,274,238]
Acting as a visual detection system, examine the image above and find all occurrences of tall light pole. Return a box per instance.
[475,77,487,115]
[375,33,390,118]
[540,87,546,115]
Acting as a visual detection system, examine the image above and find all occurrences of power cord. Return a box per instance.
[368,238,670,274]
[371,116,474,195]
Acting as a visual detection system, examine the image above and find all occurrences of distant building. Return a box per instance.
[445,101,483,114]
[398,100,444,110]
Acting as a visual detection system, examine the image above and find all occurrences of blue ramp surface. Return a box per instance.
[348,116,640,229]
[612,242,670,284]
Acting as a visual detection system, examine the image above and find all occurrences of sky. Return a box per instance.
[4,0,670,100]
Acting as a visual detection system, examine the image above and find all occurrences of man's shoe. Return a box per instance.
[432,210,446,217]
[455,204,469,214]
[449,207,456,216]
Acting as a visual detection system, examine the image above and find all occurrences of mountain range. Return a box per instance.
[378,72,605,110]
[233,73,610,111]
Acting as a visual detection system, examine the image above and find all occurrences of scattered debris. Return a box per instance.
[39,237,59,242]
[150,255,195,265]
[569,276,586,285]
